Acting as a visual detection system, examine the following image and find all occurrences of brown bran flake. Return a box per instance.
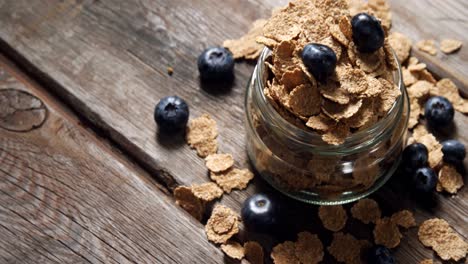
[436,164,464,194]
[418,218,468,261]
[328,232,369,264]
[350,198,381,224]
[205,153,234,173]
[390,210,417,229]
[271,241,300,264]
[224,19,267,60]
[419,259,433,264]
[191,182,223,202]
[294,231,324,264]
[244,241,264,264]
[416,40,437,56]
[318,205,348,232]
[221,241,245,260]
[374,217,402,248]
[205,205,240,244]
[186,114,219,158]
[174,186,204,221]
[210,168,254,193]
[440,39,462,54]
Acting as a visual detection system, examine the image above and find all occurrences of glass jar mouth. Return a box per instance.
[253,47,408,153]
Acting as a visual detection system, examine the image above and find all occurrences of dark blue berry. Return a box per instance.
[402,143,428,171]
[367,246,395,264]
[301,43,337,83]
[424,96,454,127]
[412,167,437,193]
[241,193,281,233]
[351,13,385,53]
[197,47,234,82]
[154,96,189,132]
[442,139,466,164]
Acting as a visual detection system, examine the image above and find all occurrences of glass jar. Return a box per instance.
[245,48,409,205]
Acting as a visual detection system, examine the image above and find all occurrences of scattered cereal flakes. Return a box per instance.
[294,231,324,264]
[322,123,350,145]
[402,68,418,87]
[410,125,443,168]
[244,241,264,264]
[419,259,433,264]
[418,218,468,261]
[431,78,468,114]
[319,80,351,104]
[350,198,381,224]
[408,56,419,66]
[408,63,427,72]
[440,39,462,54]
[191,182,223,202]
[336,65,369,94]
[318,205,347,232]
[210,168,254,193]
[374,217,402,248]
[418,69,437,84]
[437,164,464,194]
[306,114,336,131]
[390,210,417,228]
[288,83,322,117]
[322,99,363,120]
[416,40,437,56]
[224,19,267,60]
[186,114,219,158]
[205,153,234,173]
[328,232,369,264]
[388,32,412,63]
[174,186,204,221]
[221,241,245,260]
[205,205,240,244]
[271,241,300,264]
[407,80,432,99]
[374,78,401,115]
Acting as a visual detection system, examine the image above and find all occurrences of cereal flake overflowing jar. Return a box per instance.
[245,45,409,205]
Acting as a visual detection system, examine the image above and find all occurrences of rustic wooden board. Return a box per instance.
[0,58,227,263]
[0,0,466,263]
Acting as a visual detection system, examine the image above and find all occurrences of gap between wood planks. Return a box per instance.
[0,52,175,197]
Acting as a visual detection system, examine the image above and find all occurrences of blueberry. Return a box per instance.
[402,143,428,171]
[351,13,385,53]
[197,47,234,82]
[367,246,395,264]
[241,193,281,233]
[442,139,466,164]
[424,96,454,127]
[301,43,337,83]
[154,96,189,132]
[412,167,437,193]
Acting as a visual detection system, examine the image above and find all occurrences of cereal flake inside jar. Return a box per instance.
[244,0,409,204]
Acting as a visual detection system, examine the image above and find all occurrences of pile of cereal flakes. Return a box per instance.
[170,0,467,263]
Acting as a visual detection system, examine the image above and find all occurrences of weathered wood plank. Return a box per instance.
[0,0,467,263]
[0,58,226,263]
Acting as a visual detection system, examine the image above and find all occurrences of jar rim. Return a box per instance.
[253,47,407,152]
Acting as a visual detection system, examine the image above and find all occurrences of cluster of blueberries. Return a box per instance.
[151,12,465,264]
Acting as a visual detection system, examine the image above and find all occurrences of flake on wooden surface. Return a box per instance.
[271,241,300,264]
[418,218,468,261]
[210,168,254,193]
[221,241,245,260]
[440,39,462,54]
[174,186,204,221]
[205,205,240,244]
[186,114,218,157]
[244,241,264,264]
[318,205,347,232]
[374,217,402,248]
[294,231,324,264]
[223,19,267,60]
[416,40,437,56]
[205,153,234,173]
[350,198,381,224]
[328,232,369,264]
[437,164,464,194]
[191,182,223,202]
[390,210,417,229]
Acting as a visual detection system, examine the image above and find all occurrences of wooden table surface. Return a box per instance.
[0,0,466,263]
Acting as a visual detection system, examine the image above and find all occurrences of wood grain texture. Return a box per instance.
[0,60,227,263]
[0,0,466,263]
